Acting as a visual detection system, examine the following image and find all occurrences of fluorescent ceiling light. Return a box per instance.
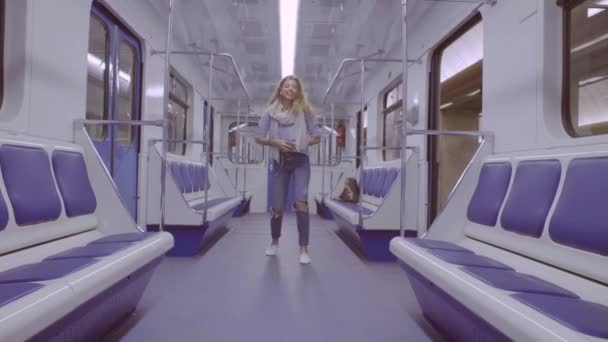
[321,125,338,135]
[588,8,605,17]
[440,102,453,110]
[578,75,608,87]
[467,89,481,97]
[87,53,106,70]
[228,123,248,133]
[571,32,608,53]
[280,0,300,78]
[88,53,130,83]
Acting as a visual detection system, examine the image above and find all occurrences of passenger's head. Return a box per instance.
[269,75,313,116]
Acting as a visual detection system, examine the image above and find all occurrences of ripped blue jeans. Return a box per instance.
[270,152,310,246]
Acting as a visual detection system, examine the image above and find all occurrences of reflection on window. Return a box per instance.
[207,105,215,165]
[383,81,403,161]
[430,14,482,220]
[228,122,264,163]
[168,72,189,155]
[117,42,136,146]
[85,15,108,141]
[564,0,608,136]
[310,120,342,166]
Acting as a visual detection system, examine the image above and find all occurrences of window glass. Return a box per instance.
[168,72,189,155]
[564,0,608,136]
[85,15,108,141]
[383,81,403,161]
[428,14,482,224]
[117,41,136,146]
[356,107,368,167]
[310,120,341,166]
[228,122,263,163]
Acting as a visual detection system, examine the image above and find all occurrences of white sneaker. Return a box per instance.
[299,252,311,264]
[265,245,278,256]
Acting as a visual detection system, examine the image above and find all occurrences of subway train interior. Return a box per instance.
[0,0,606,341]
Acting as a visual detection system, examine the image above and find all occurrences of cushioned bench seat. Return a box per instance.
[0,283,44,307]
[0,138,173,341]
[428,249,514,269]
[0,259,97,283]
[405,238,473,253]
[191,197,235,211]
[513,293,608,339]
[391,154,608,341]
[89,232,157,244]
[332,200,375,216]
[46,242,133,260]
[322,162,417,261]
[462,267,579,298]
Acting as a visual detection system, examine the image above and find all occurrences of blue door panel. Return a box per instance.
[90,4,115,172]
[90,2,141,221]
[111,30,141,220]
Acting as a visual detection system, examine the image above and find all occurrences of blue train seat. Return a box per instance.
[0,139,173,341]
[146,146,252,256]
[391,153,608,341]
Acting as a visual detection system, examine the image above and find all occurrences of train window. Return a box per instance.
[310,120,341,166]
[355,106,368,168]
[563,0,608,137]
[428,13,482,225]
[208,105,215,165]
[168,72,189,155]
[382,81,403,161]
[117,41,137,146]
[228,122,263,163]
[85,15,109,141]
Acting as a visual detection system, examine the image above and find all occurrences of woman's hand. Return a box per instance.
[272,139,295,152]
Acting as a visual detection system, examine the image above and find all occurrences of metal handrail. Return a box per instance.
[147,138,238,222]
[406,129,493,138]
[424,0,497,5]
[444,137,490,206]
[150,49,250,101]
[74,117,168,231]
[75,119,166,127]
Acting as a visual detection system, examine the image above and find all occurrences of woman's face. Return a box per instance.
[280,79,299,102]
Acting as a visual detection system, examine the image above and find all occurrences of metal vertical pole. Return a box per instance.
[330,103,335,193]
[321,108,327,200]
[358,59,365,227]
[243,102,249,200]
[235,99,241,195]
[160,0,175,232]
[400,0,409,237]
[204,54,214,223]
[330,102,338,163]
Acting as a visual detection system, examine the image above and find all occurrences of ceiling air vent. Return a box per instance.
[309,44,330,57]
[240,20,264,37]
[243,40,267,55]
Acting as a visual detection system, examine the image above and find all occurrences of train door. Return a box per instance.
[428,13,482,225]
[86,3,142,220]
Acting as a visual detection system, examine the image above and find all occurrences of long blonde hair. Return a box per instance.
[268,75,315,119]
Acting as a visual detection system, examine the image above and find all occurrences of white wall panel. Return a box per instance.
[481,0,539,152]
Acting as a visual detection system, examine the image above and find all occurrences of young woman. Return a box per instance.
[255,75,320,264]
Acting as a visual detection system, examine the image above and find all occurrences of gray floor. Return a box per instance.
[106,214,443,342]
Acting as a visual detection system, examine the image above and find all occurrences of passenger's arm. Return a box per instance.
[306,113,321,146]
[254,112,271,146]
